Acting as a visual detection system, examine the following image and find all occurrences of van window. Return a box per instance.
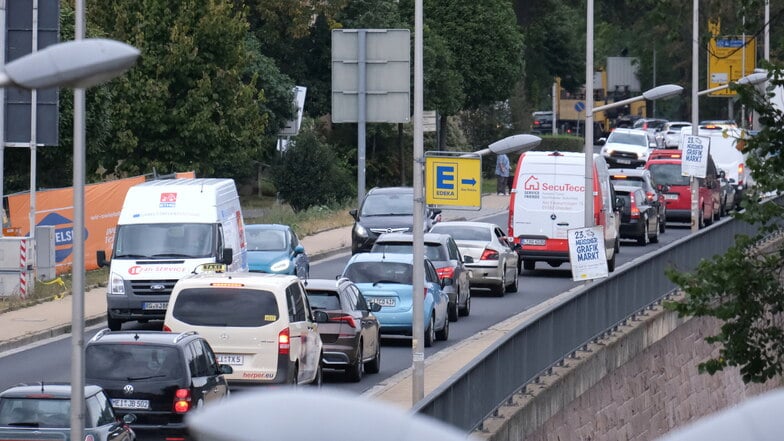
[286,283,307,322]
[647,163,690,186]
[171,287,280,327]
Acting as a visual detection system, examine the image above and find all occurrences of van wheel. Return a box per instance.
[346,345,363,383]
[424,315,435,347]
[650,220,660,243]
[523,260,535,271]
[637,220,649,245]
[289,365,299,386]
[435,314,449,341]
[704,207,714,226]
[107,312,122,331]
[310,362,322,387]
[364,337,381,374]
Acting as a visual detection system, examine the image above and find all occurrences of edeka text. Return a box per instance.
[574,237,600,262]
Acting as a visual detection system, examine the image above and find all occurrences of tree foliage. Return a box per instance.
[666,65,784,383]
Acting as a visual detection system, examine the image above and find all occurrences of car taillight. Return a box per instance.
[162,324,172,332]
[173,388,191,413]
[630,194,640,219]
[278,328,290,355]
[480,248,499,260]
[436,266,455,280]
[331,315,357,328]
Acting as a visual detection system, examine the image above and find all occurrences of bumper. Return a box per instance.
[619,221,645,239]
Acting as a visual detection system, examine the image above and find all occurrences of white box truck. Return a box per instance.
[97,178,248,330]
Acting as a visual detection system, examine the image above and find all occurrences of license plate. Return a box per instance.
[664,194,678,200]
[142,302,168,310]
[370,297,396,307]
[522,238,546,246]
[216,354,244,365]
[616,159,631,164]
[111,399,150,410]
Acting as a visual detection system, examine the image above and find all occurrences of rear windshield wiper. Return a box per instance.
[127,374,168,381]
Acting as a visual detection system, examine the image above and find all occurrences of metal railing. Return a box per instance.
[412,215,763,432]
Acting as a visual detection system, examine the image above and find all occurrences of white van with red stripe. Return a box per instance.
[508,151,620,273]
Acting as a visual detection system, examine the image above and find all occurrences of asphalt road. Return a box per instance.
[0,211,694,394]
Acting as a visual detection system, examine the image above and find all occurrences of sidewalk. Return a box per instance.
[0,193,518,409]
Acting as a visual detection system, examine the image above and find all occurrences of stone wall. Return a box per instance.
[476,299,781,441]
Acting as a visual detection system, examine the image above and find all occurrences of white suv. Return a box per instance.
[163,270,326,386]
[600,128,658,167]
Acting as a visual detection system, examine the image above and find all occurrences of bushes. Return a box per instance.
[272,125,355,211]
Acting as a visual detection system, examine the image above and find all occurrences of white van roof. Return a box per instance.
[119,178,239,224]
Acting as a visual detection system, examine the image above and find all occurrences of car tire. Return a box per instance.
[607,251,616,272]
[505,271,518,293]
[704,207,714,226]
[436,313,449,341]
[346,345,363,383]
[650,219,660,243]
[364,337,381,374]
[289,365,299,386]
[637,219,649,245]
[448,300,459,322]
[310,362,322,387]
[459,292,471,317]
[659,212,666,233]
[107,311,122,331]
[523,260,535,271]
[424,315,435,348]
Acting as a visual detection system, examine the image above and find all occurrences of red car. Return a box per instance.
[644,150,722,228]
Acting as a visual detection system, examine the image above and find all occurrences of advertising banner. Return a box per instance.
[568,226,608,281]
[6,172,195,273]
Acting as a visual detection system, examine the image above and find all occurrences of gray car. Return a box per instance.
[429,221,518,297]
[371,232,472,321]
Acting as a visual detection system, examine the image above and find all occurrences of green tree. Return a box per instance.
[271,120,354,211]
[666,66,784,384]
[86,0,268,180]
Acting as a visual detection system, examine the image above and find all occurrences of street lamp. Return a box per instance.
[411,133,541,404]
[697,72,767,96]
[583,84,683,226]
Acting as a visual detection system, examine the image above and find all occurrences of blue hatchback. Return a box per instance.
[341,253,449,347]
[246,224,310,278]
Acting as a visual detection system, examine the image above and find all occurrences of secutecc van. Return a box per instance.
[98,178,248,330]
[508,151,620,273]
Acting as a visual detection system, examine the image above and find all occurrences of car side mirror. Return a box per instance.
[463,255,474,264]
[349,209,358,220]
[312,310,329,323]
[615,196,626,209]
[597,137,606,146]
[440,277,453,288]
[221,248,233,265]
[430,209,442,220]
[219,364,234,375]
[369,302,382,313]
[96,250,109,268]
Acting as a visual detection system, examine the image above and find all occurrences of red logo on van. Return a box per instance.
[128,265,143,275]
[160,193,177,203]
[524,176,540,190]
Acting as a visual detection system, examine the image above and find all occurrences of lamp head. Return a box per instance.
[642,84,683,101]
[487,134,542,155]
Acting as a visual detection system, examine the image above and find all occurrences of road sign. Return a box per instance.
[707,35,756,97]
[425,153,481,209]
[568,226,608,281]
[574,101,585,113]
[681,135,710,178]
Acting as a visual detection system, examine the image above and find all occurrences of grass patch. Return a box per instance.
[0,266,108,314]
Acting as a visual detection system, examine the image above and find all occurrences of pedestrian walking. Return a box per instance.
[496,153,510,195]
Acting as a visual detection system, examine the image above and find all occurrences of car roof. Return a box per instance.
[374,231,451,245]
[609,128,648,136]
[304,278,352,291]
[348,252,416,264]
[367,186,413,195]
[0,383,103,398]
[177,271,300,289]
[245,224,290,231]
[430,220,496,229]
[609,168,649,177]
[87,329,200,346]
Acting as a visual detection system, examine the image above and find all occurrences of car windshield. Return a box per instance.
[607,133,647,146]
[430,225,492,241]
[372,242,448,261]
[647,163,690,186]
[170,287,280,327]
[86,345,183,381]
[247,229,288,251]
[114,223,215,258]
[0,397,70,428]
[360,193,413,216]
[343,261,413,285]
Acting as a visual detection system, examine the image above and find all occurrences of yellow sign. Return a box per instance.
[425,154,482,208]
[707,35,756,97]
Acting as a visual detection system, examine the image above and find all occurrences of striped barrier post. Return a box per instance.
[19,238,27,298]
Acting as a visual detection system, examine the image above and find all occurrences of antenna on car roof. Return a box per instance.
[134,333,140,341]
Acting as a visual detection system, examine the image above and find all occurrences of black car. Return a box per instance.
[609,168,667,233]
[350,187,442,254]
[614,185,660,245]
[371,231,473,321]
[304,278,382,383]
[0,383,135,441]
[85,330,233,441]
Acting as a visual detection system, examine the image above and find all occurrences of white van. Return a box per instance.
[509,151,620,273]
[98,178,248,330]
[163,271,325,386]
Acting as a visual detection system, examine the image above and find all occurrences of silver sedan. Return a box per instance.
[429,221,519,297]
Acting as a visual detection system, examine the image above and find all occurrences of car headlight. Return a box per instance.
[271,259,291,272]
[353,223,368,237]
[108,272,125,295]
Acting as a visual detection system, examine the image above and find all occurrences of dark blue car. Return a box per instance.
[246,224,310,278]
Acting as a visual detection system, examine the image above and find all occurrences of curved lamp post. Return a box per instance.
[0,37,139,440]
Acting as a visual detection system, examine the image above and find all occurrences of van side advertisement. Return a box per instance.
[6,172,195,274]
[515,173,585,239]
